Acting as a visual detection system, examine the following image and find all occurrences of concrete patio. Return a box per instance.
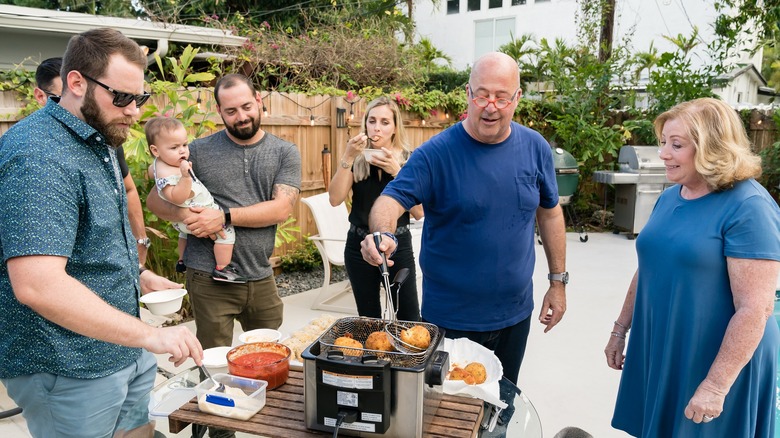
[0,232,638,438]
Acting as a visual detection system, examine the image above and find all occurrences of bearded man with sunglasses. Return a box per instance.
[0,28,204,438]
[361,52,567,388]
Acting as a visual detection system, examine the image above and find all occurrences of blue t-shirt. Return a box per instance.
[383,122,558,331]
[613,180,780,437]
[0,100,142,379]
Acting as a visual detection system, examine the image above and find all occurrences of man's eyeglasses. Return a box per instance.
[468,86,520,109]
[80,73,151,108]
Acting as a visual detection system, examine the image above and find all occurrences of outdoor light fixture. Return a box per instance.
[310,114,315,126]
[336,108,347,128]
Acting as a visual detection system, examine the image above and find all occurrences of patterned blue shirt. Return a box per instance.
[0,100,142,379]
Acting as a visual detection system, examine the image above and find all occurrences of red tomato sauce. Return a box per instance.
[232,352,285,368]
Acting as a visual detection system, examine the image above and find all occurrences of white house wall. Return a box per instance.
[415,0,751,71]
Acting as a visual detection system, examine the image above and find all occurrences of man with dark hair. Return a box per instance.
[149,73,301,348]
[33,57,62,106]
[33,56,152,264]
[149,73,301,438]
[0,28,203,438]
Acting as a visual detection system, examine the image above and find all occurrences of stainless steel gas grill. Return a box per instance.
[302,317,449,437]
[593,146,673,237]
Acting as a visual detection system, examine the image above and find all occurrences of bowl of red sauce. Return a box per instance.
[227,342,291,390]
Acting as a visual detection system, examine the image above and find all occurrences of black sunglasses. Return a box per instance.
[41,89,59,99]
[80,73,151,108]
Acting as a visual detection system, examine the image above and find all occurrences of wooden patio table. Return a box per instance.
[168,369,484,438]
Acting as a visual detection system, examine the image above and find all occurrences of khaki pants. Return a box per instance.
[186,269,283,348]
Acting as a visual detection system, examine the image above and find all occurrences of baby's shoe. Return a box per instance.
[212,264,247,283]
[175,260,187,273]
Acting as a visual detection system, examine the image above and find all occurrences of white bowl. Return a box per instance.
[239,328,282,344]
[362,148,384,163]
[139,288,187,315]
[202,346,232,375]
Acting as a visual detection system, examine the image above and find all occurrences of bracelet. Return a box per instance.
[381,232,398,257]
[340,159,353,170]
[610,331,626,339]
[139,266,148,275]
[614,320,630,331]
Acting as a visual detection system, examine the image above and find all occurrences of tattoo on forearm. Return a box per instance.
[273,184,300,208]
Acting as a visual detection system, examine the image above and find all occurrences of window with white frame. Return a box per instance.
[474,17,516,59]
[468,0,481,11]
[447,0,460,14]
[512,0,526,5]
[489,0,503,8]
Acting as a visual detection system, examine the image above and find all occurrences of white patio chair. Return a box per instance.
[300,193,354,313]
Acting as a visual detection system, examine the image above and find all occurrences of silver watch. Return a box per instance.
[136,238,151,249]
[548,272,569,285]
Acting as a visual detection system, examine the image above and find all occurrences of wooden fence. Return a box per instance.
[0,91,450,259]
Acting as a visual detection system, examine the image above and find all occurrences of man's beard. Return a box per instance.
[81,89,133,149]
[225,114,261,141]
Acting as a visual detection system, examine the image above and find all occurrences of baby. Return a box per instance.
[145,117,246,283]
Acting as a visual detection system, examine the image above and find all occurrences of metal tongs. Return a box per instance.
[372,232,420,354]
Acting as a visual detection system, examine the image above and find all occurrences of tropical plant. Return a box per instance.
[414,37,452,75]
[645,28,719,117]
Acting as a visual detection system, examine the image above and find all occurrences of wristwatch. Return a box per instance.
[223,207,231,226]
[548,272,569,285]
[136,238,151,249]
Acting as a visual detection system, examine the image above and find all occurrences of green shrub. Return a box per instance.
[423,70,470,93]
[279,238,323,272]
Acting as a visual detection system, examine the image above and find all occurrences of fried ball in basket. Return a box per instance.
[465,362,487,384]
[447,366,477,385]
[400,325,431,350]
[365,331,395,352]
[334,333,363,356]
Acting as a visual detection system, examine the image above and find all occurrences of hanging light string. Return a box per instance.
[259,92,269,116]
[344,94,361,120]
[273,92,332,126]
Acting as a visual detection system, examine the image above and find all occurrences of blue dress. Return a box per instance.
[612,180,780,437]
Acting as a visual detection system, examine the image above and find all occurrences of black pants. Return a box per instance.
[344,230,420,321]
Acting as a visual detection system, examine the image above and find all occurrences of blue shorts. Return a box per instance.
[2,350,156,438]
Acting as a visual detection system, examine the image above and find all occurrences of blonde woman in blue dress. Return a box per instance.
[605,97,779,437]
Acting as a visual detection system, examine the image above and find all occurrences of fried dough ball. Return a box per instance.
[465,362,487,384]
[334,334,363,356]
[447,366,476,385]
[400,325,431,350]
[365,331,394,352]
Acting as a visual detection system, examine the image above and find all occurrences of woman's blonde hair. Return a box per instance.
[352,96,411,182]
[653,97,762,191]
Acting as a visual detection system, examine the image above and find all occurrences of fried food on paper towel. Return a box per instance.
[447,361,487,385]
[400,325,431,350]
[464,362,487,384]
[447,366,477,385]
